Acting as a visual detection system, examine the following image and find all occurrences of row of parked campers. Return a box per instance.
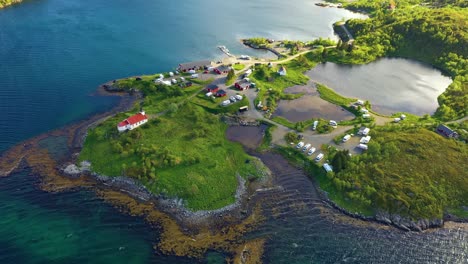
[296,141,323,161]
[221,94,243,106]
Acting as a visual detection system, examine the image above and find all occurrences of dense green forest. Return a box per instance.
[327,0,467,120]
[0,0,22,8]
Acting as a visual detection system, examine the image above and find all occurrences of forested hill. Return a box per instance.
[0,0,23,9]
[332,0,467,120]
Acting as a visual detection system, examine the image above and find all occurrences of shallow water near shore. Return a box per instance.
[0,171,198,264]
[273,84,355,122]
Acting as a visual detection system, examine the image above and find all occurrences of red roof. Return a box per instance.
[118,113,148,127]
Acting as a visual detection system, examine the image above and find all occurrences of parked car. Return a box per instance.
[296,142,304,149]
[315,153,324,162]
[307,147,316,156]
[302,143,311,152]
[229,96,237,102]
[235,94,243,101]
[329,120,338,127]
[221,100,231,106]
[312,121,319,130]
[342,134,351,142]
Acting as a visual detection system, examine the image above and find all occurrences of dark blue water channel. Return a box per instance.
[1,0,466,263]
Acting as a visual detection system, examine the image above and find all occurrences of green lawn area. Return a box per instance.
[315,83,356,109]
[232,64,245,71]
[80,76,262,210]
[271,116,316,132]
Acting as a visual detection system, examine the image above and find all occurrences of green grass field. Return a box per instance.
[232,64,245,71]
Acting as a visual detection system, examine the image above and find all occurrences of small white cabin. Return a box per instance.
[278,66,287,76]
[117,111,148,132]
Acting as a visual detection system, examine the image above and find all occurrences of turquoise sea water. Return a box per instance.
[1,1,466,263]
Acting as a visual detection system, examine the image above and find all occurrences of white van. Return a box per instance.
[296,142,304,149]
[342,134,351,142]
[302,143,311,152]
[315,153,324,162]
[307,147,316,156]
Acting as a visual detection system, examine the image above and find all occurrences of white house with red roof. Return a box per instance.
[117,111,148,132]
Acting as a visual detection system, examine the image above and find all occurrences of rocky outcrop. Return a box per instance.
[376,211,444,232]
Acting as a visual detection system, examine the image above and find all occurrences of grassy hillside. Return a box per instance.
[330,128,468,219]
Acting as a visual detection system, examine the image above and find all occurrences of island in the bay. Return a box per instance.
[0,0,466,262]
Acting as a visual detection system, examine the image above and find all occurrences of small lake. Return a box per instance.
[273,85,355,122]
[306,58,453,115]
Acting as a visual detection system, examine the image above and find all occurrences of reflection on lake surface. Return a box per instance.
[306,58,453,115]
[273,85,355,122]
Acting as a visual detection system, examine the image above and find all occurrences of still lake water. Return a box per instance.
[1,0,466,263]
[307,59,453,115]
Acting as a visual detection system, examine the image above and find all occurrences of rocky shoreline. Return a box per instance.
[61,160,252,225]
[314,181,468,232]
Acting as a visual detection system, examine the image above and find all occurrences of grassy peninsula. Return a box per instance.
[80,78,263,210]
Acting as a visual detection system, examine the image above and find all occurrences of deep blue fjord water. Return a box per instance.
[0,0,466,263]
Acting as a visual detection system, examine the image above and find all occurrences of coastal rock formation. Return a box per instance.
[376,211,444,232]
